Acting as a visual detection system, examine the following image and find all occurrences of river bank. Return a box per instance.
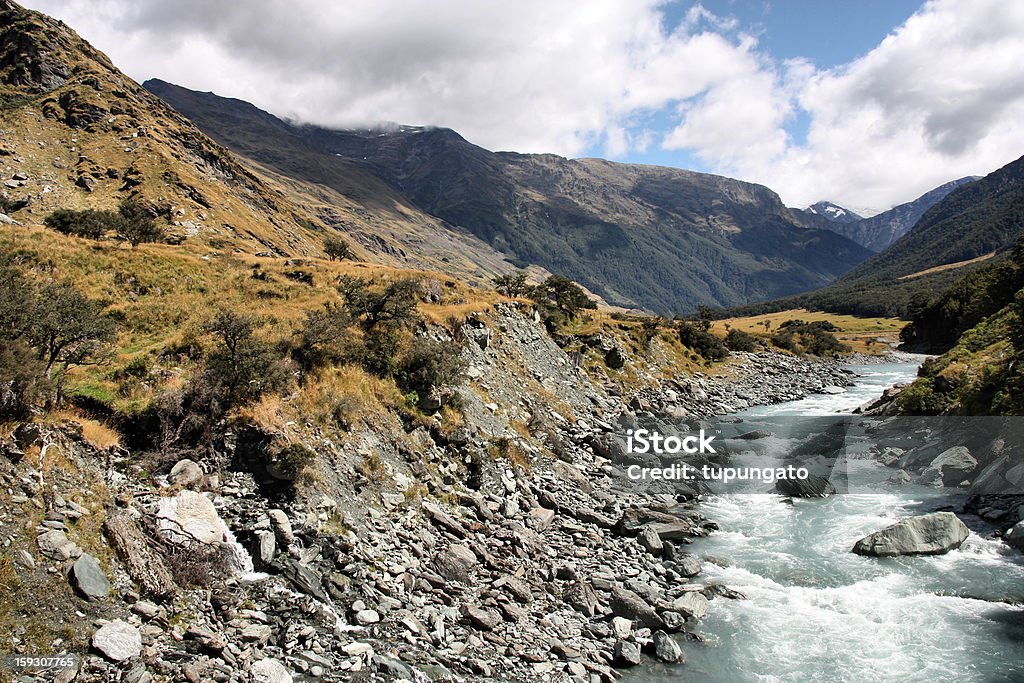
[0,306,924,683]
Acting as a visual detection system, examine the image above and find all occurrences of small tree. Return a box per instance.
[201,309,290,406]
[117,199,164,247]
[27,282,117,403]
[493,271,531,298]
[725,328,756,352]
[323,236,353,261]
[294,302,353,368]
[531,275,596,321]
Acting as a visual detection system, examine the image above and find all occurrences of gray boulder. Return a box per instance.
[1004,520,1024,551]
[776,473,836,498]
[610,586,664,630]
[69,553,110,600]
[252,658,292,683]
[671,591,709,621]
[919,446,977,487]
[852,512,970,557]
[613,640,642,667]
[652,630,685,663]
[169,458,204,488]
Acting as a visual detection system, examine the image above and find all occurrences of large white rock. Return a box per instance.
[852,511,970,557]
[92,620,142,661]
[158,490,225,544]
[252,658,292,683]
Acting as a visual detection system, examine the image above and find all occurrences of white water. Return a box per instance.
[630,362,1024,683]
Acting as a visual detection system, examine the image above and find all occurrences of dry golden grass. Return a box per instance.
[45,411,121,450]
[711,308,906,355]
[898,252,996,280]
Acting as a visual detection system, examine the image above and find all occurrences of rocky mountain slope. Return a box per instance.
[144,80,872,315]
[0,269,859,682]
[842,177,979,252]
[0,0,518,287]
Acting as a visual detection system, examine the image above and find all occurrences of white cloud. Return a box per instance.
[21,0,1024,210]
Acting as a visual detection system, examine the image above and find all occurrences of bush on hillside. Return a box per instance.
[725,328,757,352]
[677,320,728,361]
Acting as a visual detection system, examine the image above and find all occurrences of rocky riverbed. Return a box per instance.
[0,304,905,683]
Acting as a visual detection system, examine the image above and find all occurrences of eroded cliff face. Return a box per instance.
[1,303,862,682]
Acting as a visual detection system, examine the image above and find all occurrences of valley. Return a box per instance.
[1,1,1024,682]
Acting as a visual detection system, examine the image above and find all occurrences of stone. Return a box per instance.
[157,490,223,544]
[610,587,664,630]
[132,601,162,619]
[652,630,685,663]
[241,623,273,644]
[613,639,642,667]
[268,509,294,545]
[527,506,556,532]
[611,617,633,640]
[169,459,203,489]
[604,347,626,369]
[355,609,381,625]
[564,581,600,617]
[37,529,80,560]
[252,658,292,683]
[674,552,703,578]
[1004,520,1024,551]
[70,553,110,600]
[283,560,328,602]
[887,470,912,486]
[252,530,276,569]
[92,620,142,661]
[919,446,978,487]
[638,526,663,555]
[375,655,413,679]
[775,473,836,498]
[671,591,709,621]
[852,511,970,557]
[460,604,502,631]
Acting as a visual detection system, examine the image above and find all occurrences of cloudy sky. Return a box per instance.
[24,0,1024,212]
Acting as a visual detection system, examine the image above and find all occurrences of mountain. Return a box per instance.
[144,80,872,314]
[0,1,515,285]
[729,154,1024,318]
[802,178,978,252]
[803,201,863,224]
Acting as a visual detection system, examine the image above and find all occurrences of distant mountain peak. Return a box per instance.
[803,201,863,224]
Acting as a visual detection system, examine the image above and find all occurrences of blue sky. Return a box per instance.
[26,0,1024,211]
[624,0,923,172]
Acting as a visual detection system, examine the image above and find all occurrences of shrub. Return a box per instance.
[529,275,596,322]
[294,302,353,369]
[677,321,728,361]
[773,320,849,356]
[200,309,292,407]
[360,324,405,377]
[28,282,117,404]
[43,208,112,239]
[492,271,531,298]
[725,328,757,352]
[117,199,164,247]
[397,337,466,394]
[323,236,353,261]
[0,339,48,418]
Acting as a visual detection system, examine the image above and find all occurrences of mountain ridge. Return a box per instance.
[145,79,873,314]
